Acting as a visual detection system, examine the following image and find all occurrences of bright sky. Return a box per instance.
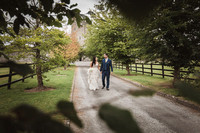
[72,0,98,14]
[65,0,99,34]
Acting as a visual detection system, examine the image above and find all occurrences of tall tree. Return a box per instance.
[85,2,138,75]
[1,27,70,89]
[137,0,200,84]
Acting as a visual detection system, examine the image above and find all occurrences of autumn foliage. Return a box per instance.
[64,33,80,62]
[52,32,80,69]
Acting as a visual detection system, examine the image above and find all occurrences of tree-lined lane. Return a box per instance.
[71,62,200,133]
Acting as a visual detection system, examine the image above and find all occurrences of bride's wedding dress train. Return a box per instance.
[87,64,100,91]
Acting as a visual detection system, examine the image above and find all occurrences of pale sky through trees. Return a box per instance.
[66,0,99,34]
[72,0,98,14]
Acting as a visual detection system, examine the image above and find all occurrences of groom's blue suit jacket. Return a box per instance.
[100,58,113,72]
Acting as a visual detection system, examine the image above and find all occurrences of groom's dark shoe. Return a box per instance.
[102,86,105,89]
[106,88,109,91]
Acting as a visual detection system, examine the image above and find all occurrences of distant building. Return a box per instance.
[71,19,88,46]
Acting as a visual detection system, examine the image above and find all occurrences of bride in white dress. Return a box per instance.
[87,56,100,91]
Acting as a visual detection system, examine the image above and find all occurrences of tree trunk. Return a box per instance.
[126,64,131,75]
[64,64,67,70]
[36,49,45,89]
[35,7,45,90]
[173,66,180,86]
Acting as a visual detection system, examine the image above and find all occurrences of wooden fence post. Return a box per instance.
[33,64,35,69]
[130,63,133,71]
[8,67,12,89]
[162,64,165,78]
[22,76,25,82]
[151,63,153,76]
[32,64,35,78]
[142,63,144,74]
[135,63,137,73]
[22,63,27,82]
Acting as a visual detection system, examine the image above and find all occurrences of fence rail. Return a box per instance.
[0,63,36,89]
[113,62,199,80]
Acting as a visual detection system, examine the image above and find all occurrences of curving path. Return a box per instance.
[71,61,200,133]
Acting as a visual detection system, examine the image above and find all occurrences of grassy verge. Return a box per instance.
[113,68,179,96]
[114,68,200,105]
[0,66,75,121]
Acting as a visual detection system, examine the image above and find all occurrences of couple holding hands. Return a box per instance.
[87,53,113,91]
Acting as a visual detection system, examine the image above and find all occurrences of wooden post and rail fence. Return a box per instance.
[0,63,36,89]
[113,62,200,80]
[0,63,58,89]
[0,62,59,89]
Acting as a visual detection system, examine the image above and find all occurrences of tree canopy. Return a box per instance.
[85,2,138,74]
[136,0,200,83]
[0,0,91,36]
[52,32,81,69]
[1,27,71,89]
[85,0,200,83]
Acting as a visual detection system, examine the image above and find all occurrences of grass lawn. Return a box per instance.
[114,68,200,105]
[0,66,75,121]
[113,68,179,96]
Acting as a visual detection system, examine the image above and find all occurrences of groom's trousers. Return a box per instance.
[102,71,110,88]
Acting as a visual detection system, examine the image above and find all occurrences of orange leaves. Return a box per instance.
[58,34,80,62]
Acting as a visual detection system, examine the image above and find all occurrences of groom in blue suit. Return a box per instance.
[100,53,113,90]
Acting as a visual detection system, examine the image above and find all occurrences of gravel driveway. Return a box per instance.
[71,62,200,133]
